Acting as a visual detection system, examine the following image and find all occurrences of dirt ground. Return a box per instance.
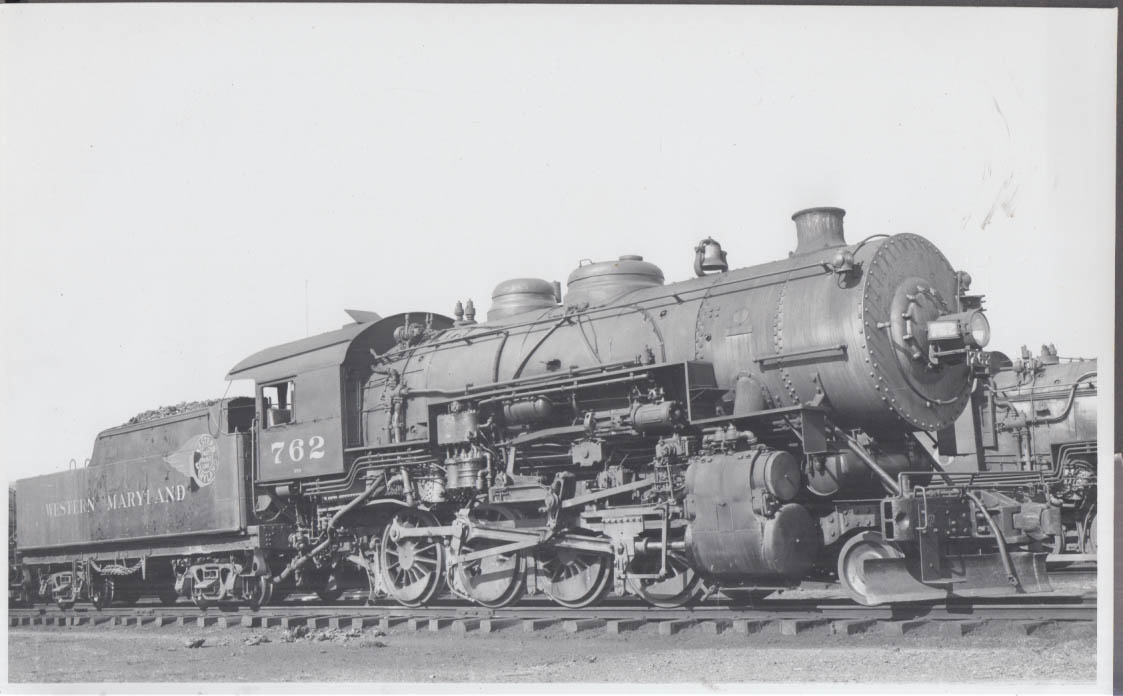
[7,619,1097,684]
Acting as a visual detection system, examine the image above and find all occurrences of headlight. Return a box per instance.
[965,311,990,349]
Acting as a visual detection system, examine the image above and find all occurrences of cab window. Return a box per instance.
[262,381,295,428]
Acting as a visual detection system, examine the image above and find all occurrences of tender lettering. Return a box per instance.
[44,485,186,517]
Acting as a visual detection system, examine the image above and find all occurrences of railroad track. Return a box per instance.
[10,593,1096,638]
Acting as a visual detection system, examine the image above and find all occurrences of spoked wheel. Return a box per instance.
[837,531,904,606]
[454,506,527,608]
[88,578,114,610]
[538,535,612,609]
[626,550,701,608]
[244,576,273,610]
[380,509,446,607]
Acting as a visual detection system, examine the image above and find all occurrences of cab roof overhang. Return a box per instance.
[226,312,453,384]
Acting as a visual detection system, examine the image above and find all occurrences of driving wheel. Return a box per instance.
[538,533,611,609]
[454,506,527,608]
[380,509,446,607]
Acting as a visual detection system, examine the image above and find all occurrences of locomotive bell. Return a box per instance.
[694,237,729,276]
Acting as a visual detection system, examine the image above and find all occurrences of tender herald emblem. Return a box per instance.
[163,434,219,488]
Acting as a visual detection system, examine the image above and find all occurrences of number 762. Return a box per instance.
[271,436,325,464]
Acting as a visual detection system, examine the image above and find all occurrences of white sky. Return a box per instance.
[0,4,1115,484]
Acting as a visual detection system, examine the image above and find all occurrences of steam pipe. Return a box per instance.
[271,478,385,584]
[832,427,901,497]
[965,491,1020,590]
[1026,371,1096,426]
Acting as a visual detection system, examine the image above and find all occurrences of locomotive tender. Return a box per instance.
[15,207,1064,609]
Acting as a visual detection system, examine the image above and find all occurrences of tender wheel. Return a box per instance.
[315,565,344,603]
[626,550,700,608]
[55,598,74,611]
[244,576,273,610]
[89,578,114,610]
[538,535,612,609]
[157,588,180,606]
[454,506,527,609]
[380,509,446,607]
[837,531,903,606]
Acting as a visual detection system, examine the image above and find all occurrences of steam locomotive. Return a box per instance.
[15,207,1066,610]
[937,344,1097,560]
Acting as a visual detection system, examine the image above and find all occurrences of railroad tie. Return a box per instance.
[428,618,455,632]
[563,619,605,634]
[657,619,695,636]
[522,619,557,632]
[479,618,519,633]
[732,619,772,635]
[451,619,480,634]
[941,620,986,637]
[1012,620,1053,636]
[830,619,877,636]
[779,618,828,636]
[280,616,309,630]
[379,616,408,631]
[606,619,647,634]
[881,619,928,636]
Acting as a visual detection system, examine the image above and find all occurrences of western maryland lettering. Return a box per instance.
[44,484,187,518]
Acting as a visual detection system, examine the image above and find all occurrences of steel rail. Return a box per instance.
[10,594,1096,624]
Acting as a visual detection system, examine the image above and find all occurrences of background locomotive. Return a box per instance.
[937,344,1097,560]
[14,207,1069,609]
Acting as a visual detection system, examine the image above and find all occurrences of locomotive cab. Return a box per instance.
[227,312,455,484]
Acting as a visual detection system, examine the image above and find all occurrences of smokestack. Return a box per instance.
[791,207,847,255]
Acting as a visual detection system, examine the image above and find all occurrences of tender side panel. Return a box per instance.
[16,431,246,550]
